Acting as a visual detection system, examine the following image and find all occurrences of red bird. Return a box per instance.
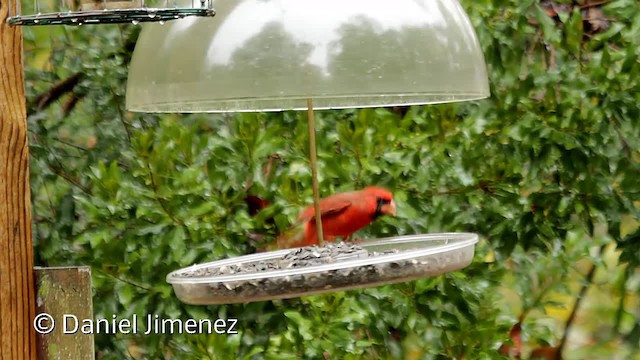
[282,186,397,248]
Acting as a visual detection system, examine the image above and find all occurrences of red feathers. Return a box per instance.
[295,186,396,247]
[246,186,396,249]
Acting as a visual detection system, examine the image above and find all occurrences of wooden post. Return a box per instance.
[0,2,37,359]
[35,267,94,360]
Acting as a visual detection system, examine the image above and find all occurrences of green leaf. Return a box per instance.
[535,5,562,44]
[565,8,583,54]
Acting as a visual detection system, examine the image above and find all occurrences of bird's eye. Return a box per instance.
[377,197,391,205]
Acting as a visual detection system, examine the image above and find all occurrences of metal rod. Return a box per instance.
[307,97,324,246]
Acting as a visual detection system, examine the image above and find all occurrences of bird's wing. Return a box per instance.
[298,199,352,222]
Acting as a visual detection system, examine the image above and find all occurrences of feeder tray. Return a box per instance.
[7,0,214,25]
[167,233,478,305]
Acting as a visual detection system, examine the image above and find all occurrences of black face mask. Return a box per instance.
[373,197,390,219]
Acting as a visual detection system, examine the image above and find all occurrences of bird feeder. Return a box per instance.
[125,0,490,304]
[7,0,214,25]
[168,233,478,305]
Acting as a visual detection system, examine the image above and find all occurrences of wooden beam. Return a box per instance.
[0,2,37,359]
[35,267,94,360]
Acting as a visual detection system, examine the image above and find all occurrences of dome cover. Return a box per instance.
[126,0,489,112]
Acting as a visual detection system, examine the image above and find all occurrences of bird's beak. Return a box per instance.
[382,200,397,216]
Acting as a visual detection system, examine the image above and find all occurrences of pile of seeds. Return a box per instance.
[177,242,376,278]
[172,242,473,304]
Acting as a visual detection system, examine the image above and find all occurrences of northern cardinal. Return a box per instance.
[283,186,397,248]
[245,186,397,249]
[244,195,271,217]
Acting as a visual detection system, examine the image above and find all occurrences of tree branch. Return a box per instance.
[62,91,85,117]
[579,0,612,10]
[94,268,151,292]
[28,27,139,117]
[32,71,83,113]
[145,160,184,226]
[48,165,92,195]
[556,244,604,359]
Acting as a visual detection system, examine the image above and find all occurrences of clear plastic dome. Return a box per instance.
[126,0,490,113]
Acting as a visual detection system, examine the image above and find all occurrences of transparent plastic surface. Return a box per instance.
[167,233,479,304]
[126,0,489,112]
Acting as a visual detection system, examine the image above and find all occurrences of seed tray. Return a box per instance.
[167,233,478,304]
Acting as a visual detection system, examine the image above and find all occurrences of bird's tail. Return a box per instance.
[244,195,308,250]
[244,195,338,251]
[254,223,307,252]
[275,225,307,249]
[274,221,337,249]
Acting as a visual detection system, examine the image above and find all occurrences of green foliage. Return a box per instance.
[25,0,640,359]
